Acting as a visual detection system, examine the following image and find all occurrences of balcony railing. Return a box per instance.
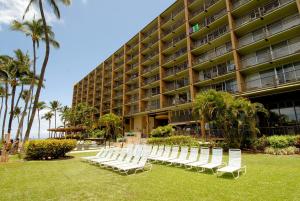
[165,78,189,92]
[164,33,186,50]
[193,42,232,65]
[196,61,235,82]
[127,84,139,92]
[143,38,159,50]
[165,94,191,107]
[142,61,159,74]
[145,101,160,111]
[143,74,160,85]
[129,73,139,80]
[241,37,300,68]
[235,0,294,28]
[165,61,188,77]
[200,79,238,94]
[239,14,300,47]
[163,19,185,37]
[162,6,184,25]
[127,62,138,71]
[164,47,187,63]
[193,25,229,49]
[143,88,160,98]
[143,50,159,62]
[143,26,158,39]
[245,68,300,91]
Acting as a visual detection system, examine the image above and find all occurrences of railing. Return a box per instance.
[127,62,138,71]
[114,81,123,88]
[143,26,158,39]
[196,61,235,82]
[127,84,139,92]
[163,19,185,37]
[145,101,160,111]
[165,78,189,92]
[127,52,139,62]
[260,125,300,135]
[235,0,294,28]
[200,79,238,94]
[165,96,191,107]
[193,25,229,49]
[143,61,159,73]
[128,106,139,114]
[164,33,186,50]
[143,74,160,85]
[241,37,300,68]
[162,6,184,25]
[114,91,123,97]
[245,68,300,91]
[129,73,138,80]
[193,42,232,65]
[164,47,187,63]
[232,0,250,10]
[239,14,300,47]
[128,95,139,103]
[143,89,160,98]
[170,109,195,123]
[143,50,159,62]
[165,61,188,77]
[143,38,159,50]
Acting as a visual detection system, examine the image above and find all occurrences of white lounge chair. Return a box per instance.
[80,147,106,161]
[186,147,210,169]
[101,152,130,168]
[177,147,199,166]
[167,146,189,166]
[148,145,158,157]
[98,152,126,167]
[152,146,171,163]
[217,149,246,179]
[148,145,164,160]
[91,150,120,164]
[199,148,224,173]
[117,156,152,175]
[155,146,179,163]
[112,151,143,171]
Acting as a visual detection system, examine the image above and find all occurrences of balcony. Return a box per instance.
[164,47,187,64]
[165,93,191,107]
[163,33,186,51]
[245,63,300,92]
[165,78,189,92]
[142,61,160,75]
[164,61,189,78]
[128,106,139,115]
[161,6,184,25]
[143,74,160,86]
[200,79,238,94]
[162,19,185,38]
[241,36,300,69]
[193,42,232,65]
[232,0,251,10]
[127,84,139,93]
[143,50,159,63]
[143,38,159,51]
[145,101,160,111]
[238,13,300,48]
[143,87,160,99]
[142,26,158,40]
[235,0,294,28]
[127,62,138,72]
[192,25,229,50]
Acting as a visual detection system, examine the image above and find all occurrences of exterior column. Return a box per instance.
[138,32,142,113]
[184,0,196,101]
[110,55,115,113]
[296,0,300,13]
[123,44,127,117]
[100,63,105,116]
[158,16,165,109]
[226,0,245,92]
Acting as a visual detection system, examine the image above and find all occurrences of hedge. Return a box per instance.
[24,139,77,160]
[147,135,199,146]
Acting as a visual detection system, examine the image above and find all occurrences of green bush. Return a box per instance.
[253,135,269,150]
[264,146,299,155]
[267,135,297,148]
[147,135,199,146]
[24,139,77,160]
[151,125,174,138]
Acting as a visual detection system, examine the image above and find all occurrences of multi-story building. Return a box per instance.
[72,0,300,136]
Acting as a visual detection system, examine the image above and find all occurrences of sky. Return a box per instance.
[0,0,175,139]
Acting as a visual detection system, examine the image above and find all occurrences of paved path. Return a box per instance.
[70,149,102,154]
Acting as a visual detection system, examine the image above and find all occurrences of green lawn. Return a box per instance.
[1,152,300,201]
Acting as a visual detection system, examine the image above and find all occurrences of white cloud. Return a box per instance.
[0,0,57,30]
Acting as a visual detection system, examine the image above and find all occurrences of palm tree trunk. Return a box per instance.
[38,109,41,139]
[54,110,57,129]
[7,82,17,134]
[2,83,9,142]
[14,84,23,110]
[24,0,50,142]
[0,97,3,123]
[48,120,51,138]
[200,119,206,140]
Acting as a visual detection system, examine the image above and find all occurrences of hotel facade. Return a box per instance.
[72,0,300,136]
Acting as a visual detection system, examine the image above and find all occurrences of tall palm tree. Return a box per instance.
[42,111,54,138]
[11,18,59,126]
[23,0,71,143]
[49,100,61,131]
[15,90,30,140]
[13,106,22,125]
[6,50,31,136]
[37,101,46,139]
[0,86,5,123]
[59,105,70,129]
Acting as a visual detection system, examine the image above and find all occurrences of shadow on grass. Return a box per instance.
[24,155,75,161]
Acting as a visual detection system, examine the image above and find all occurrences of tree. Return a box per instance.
[194,90,268,148]
[59,105,70,129]
[23,0,71,142]
[99,113,122,147]
[37,101,46,139]
[0,86,6,128]
[42,111,54,138]
[49,100,61,130]
[13,106,22,125]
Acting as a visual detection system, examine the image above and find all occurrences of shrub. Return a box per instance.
[264,146,299,155]
[90,129,105,138]
[147,135,199,146]
[150,125,174,138]
[267,135,297,148]
[24,139,77,160]
[253,135,269,150]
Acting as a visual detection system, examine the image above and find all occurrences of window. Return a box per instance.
[260,69,275,87]
[279,107,297,123]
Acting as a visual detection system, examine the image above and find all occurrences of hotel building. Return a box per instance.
[72,0,300,136]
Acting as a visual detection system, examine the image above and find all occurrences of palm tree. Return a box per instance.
[13,106,22,125]
[49,100,61,130]
[23,0,71,143]
[42,111,54,138]
[5,50,31,136]
[0,86,5,123]
[37,101,46,139]
[15,90,30,140]
[59,105,70,129]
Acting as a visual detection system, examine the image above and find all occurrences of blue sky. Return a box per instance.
[0,0,175,138]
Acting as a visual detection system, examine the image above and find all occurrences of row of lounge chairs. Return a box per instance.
[149,145,246,178]
[81,144,246,178]
[81,144,152,175]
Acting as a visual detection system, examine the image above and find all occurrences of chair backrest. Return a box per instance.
[110,151,120,160]
[124,153,133,163]
[149,145,158,156]
[169,146,179,158]
[228,149,241,168]
[188,147,199,161]
[179,147,189,160]
[102,149,111,157]
[199,147,210,163]
[95,148,105,157]
[117,152,127,161]
[138,156,148,166]
[162,146,171,158]
[211,148,223,165]
[156,145,165,157]
[131,154,142,164]
[126,144,135,154]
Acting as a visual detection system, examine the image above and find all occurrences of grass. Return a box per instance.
[0,152,300,201]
